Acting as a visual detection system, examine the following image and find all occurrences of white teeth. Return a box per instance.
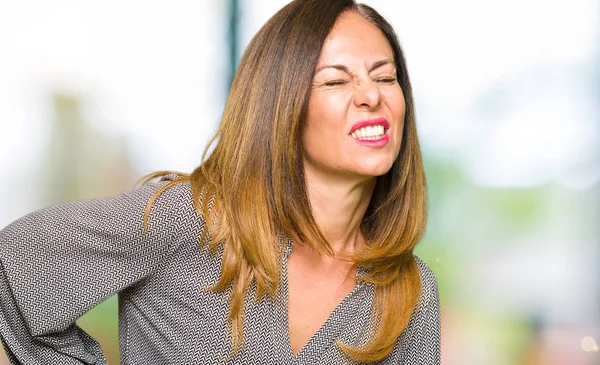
[351,125,386,140]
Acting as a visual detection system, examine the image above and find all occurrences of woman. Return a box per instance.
[0,0,440,363]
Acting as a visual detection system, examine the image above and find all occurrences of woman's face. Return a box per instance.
[302,11,405,182]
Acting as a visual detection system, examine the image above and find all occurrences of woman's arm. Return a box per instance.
[0,177,188,364]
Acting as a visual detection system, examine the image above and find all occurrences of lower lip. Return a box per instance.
[353,134,389,147]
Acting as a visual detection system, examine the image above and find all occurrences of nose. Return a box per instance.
[352,79,381,110]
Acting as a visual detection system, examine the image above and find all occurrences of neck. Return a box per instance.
[303,164,376,256]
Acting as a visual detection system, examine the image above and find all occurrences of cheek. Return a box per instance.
[303,98,331,157]
[395,97,406,131]
[305,93,348,137]
[382,89,406,140]
[384,88,406,118]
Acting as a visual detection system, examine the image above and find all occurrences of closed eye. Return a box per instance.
[323,80,348,86]
[375,77,397,84]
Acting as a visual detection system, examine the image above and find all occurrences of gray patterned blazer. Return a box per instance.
[0,177,440,364]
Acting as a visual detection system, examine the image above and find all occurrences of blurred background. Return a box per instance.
[0,0,598,364]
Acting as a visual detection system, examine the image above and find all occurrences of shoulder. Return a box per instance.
[146,174,192,198]
[138,175,198,230]
[413,255,439,309]
[140,174,194,213]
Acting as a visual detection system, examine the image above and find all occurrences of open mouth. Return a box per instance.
[349,118,390,141]
[350,125,386,140]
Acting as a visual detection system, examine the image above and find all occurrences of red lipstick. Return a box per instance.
[349,117,390,148]
[349,117,389,134]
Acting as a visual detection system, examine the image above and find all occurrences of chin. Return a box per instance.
[353,149,400,176]
[356,161,395,178]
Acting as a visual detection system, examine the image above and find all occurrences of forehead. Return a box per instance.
[318,11,394,66]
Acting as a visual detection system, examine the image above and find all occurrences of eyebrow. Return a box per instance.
[314,59,395,75]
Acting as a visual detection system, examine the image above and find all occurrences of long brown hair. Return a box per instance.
[144,0,427,362]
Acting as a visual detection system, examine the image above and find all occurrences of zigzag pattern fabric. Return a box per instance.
[0,176,440,364]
